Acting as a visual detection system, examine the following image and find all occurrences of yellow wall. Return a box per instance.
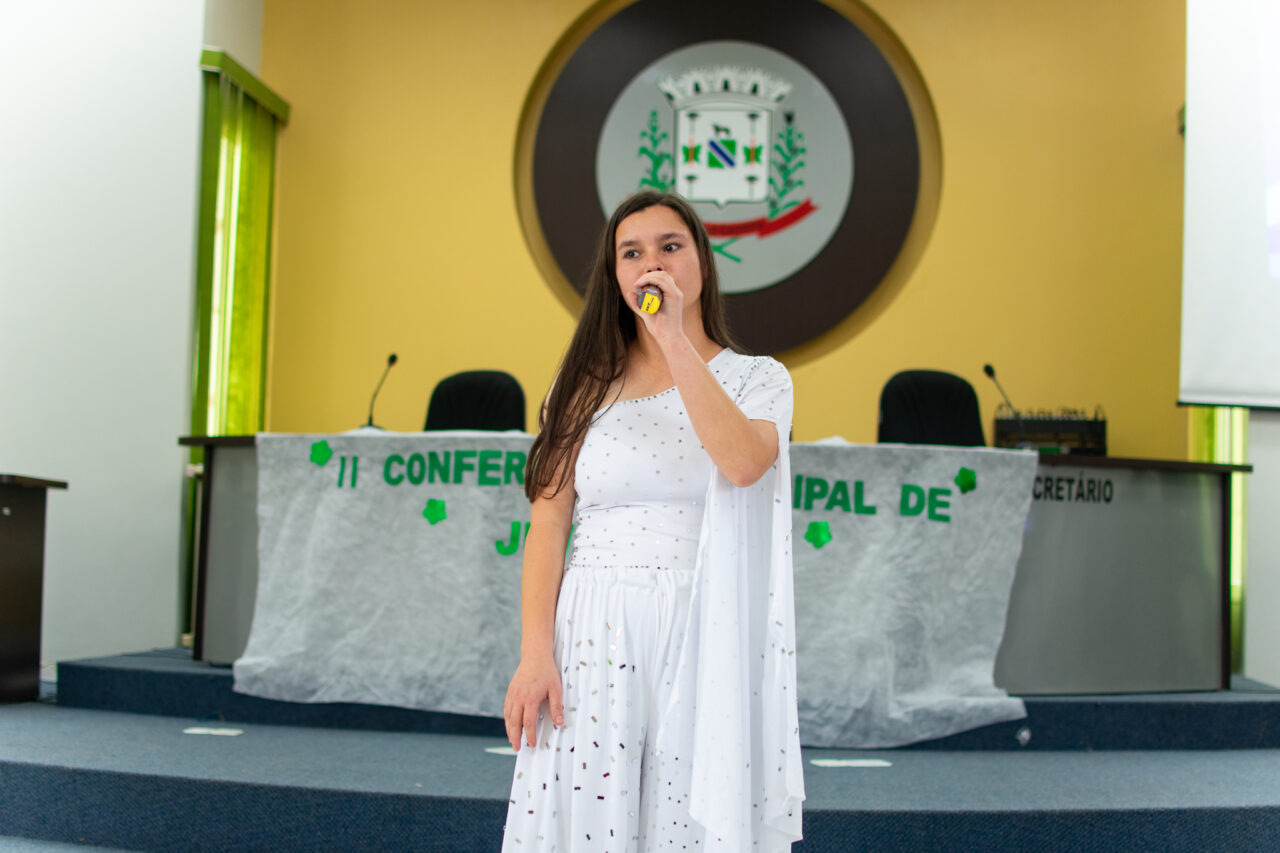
[261,0,1187,459]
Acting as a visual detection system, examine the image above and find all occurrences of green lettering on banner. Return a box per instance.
[495,521,530,555]
[793,474,804,509]
[803,476,829,510]
[825,480,852,513]
[900,484,925,516]
[927,487,951,522]
[478,450,502,486]
[428,451,449,483]
[504,451,526,485]
[453,449,477,484]
[854,481,877,515]
[406,453,426,485]
[384,454,405,485]
[332,455,359,487]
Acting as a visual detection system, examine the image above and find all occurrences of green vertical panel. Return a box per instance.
[191,71,225,449]
[223,96,277,434]
[1187,406,1214,463]
[200,78,279,436]
[183,57,284,636]
[213,76,241,435]
[1189,406,1249,673]
[192,53,287,438]
[257,113,278,431]
[183,71,225,638]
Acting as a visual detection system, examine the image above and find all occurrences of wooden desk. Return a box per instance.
[995,454,1251,693]
[179,436,254,662]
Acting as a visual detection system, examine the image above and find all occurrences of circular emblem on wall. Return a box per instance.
[517,0,937,354]
[596,42,853,295]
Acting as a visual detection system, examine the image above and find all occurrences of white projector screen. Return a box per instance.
[1180,0,1280,409]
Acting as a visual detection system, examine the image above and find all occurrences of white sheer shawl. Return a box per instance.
[658,353,805,851]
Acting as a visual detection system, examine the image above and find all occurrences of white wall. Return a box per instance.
[0,1,207,664]
[1181,0,1280,409]
[1245,410,1280,686]
[204,0,264,75]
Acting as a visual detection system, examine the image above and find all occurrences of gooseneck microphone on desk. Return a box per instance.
[983,363,1027,446]
[366,353,398,429]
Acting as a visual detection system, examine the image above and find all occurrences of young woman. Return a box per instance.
[502,191,804,851]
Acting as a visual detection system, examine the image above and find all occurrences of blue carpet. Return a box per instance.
[801,808,1280,852]
[2,703,1280,852]
[56,649,501,738]
[55,650,1280,751]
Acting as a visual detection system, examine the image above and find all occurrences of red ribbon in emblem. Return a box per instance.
[704,198,818,239]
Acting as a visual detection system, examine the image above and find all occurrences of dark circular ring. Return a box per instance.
[531,0,921,354]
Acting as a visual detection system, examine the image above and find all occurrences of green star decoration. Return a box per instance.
[804,520,832,549]
[422,499,447,525]
[309,440,333,466]
[954,467,977,494]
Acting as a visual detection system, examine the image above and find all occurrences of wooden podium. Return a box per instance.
[0,474,67,702]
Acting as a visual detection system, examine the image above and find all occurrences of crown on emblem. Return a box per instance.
[658,66,792,107]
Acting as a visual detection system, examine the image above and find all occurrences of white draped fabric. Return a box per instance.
[658,353,804,850]
[791,440,1036,747]
[236,431,1034,759]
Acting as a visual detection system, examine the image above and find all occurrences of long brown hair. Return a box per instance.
[525,191,736,500]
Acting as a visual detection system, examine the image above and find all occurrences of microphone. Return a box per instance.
[983,363,1027,447]
[638,287,662,314]
[366,353,398,429]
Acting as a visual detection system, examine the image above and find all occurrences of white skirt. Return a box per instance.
[501,562,705,851]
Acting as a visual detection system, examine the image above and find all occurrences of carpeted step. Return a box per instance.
[2,703,1279,852]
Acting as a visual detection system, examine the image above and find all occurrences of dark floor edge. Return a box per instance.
[802,806,1280,852]
[55,660,505,738]
[0,760,504,853]
[4,760,1280,853]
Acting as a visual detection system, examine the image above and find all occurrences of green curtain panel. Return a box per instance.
[183,53,288,640]
[192,52,288,438]
[1188,406,1249,672]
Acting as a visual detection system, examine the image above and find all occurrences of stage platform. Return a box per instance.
[0,649,1277,851]
[54,648,1280,751]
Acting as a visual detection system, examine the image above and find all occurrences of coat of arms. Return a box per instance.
[661,67,784,206]
[635,65,818,268]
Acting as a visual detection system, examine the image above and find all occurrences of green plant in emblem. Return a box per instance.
[712,237,742,263]
[768,111,806,217]
[637,110,672,192]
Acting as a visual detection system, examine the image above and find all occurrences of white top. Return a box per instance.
[570,349,728,571]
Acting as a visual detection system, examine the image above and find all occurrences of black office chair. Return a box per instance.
[424,370,526,431]
[877,370,985,446]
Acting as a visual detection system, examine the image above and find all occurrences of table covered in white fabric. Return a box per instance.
[234,431,1037,747]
